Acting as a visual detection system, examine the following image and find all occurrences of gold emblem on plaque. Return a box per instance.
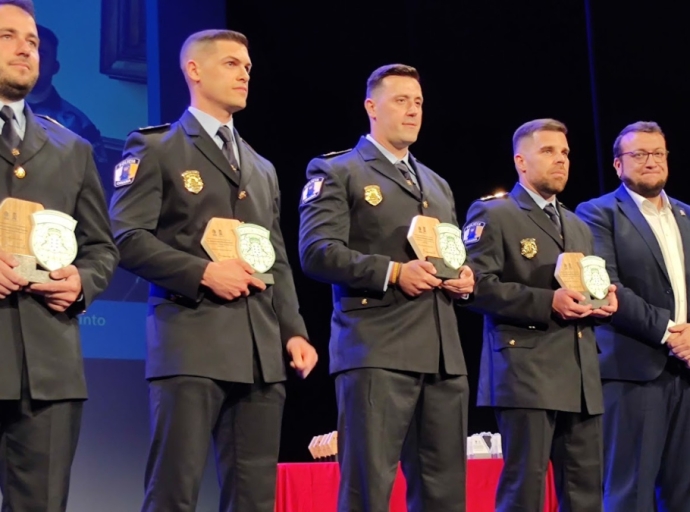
[364,185,382,206]
[181,170,204,194]
[520,238,537,259]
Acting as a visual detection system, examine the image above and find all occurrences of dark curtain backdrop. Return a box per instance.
[224,0,690,462]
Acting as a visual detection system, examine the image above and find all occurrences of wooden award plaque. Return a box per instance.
[201,218,274,285]
[0,198,50,283]
[407,215,460,279]
[201,218,242,262]
[555,252,586,292]
[555,252,608,307]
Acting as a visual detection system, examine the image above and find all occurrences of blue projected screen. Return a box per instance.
[33,0,149,360]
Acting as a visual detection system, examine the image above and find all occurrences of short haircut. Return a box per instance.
[0,0,34,17]
[366,64,420,98]
[512,118,568,153]
[613,121,665,157]
[37,24,58,50]
[179,29,249,72]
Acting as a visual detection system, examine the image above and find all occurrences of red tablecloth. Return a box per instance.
[276,460,557,512]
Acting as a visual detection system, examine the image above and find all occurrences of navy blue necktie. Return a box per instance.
[217,125,240,173]
[0,106,20,152]
[395,161,418,189]
[543,203,561,233]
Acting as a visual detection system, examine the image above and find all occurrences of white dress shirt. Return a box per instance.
[625,186,687,342]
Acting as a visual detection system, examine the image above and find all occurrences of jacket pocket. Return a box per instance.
[491,326,540,351]
[339,293,394,312]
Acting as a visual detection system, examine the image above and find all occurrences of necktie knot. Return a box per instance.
[0,106,14,123]
[395,160,418,188]
[543,203,561,231]
[1,105,20,152]
[217,125,232,145]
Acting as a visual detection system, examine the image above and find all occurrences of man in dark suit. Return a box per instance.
[463,119,617,512]
[575,121,690,512]
[299,64,474,512]
[0,1,118,510]
[109,30,317,512]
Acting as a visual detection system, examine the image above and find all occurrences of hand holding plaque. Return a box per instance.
[0,198,78,284]
[201,218,275,285]
[555,252,611,308]
[407,215,466,280]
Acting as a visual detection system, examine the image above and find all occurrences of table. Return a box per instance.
[276,459,557,511]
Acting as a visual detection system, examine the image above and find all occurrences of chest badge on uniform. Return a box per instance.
[364,185,383,206]
[181,170,204,194]
[520,238,538,259]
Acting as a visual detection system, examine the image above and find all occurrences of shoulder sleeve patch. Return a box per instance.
[463,222,486,244]
[301,177,325,204]
[114,158,140,188]
[319,148,351,158]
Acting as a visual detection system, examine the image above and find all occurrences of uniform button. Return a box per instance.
[238,190,247,200]
[422,201,429,208]
[509,340,516,346]
[361,298,368,305]
[578,331,583,339]
[666,289,672,295]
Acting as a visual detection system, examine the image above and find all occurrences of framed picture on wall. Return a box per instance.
[100,0,147,83]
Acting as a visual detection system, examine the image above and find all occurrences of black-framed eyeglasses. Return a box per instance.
[617,150,669,164]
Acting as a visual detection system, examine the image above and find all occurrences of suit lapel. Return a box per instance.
[510,183,563,249]
[235,131,255,192]
[670,199,690,284]
[15,107,48,167]
[615,185,670,283]
[180,110,239,187]
[356,137,421,201]
[0,139,14,165]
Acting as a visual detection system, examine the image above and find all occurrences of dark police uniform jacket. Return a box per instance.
[109,110,308,383]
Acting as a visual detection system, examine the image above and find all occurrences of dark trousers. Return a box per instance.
[141,353,285,512]
[494,408,602,512]
[0,367,83,512]
[335,368,468,512]
[602,359,690,512]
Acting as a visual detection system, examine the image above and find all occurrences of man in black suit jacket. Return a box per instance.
[463,119,617,512]
[109,30,317,512]
[0,2,118,510]
[299,64,474,512]
[576,121,690,512]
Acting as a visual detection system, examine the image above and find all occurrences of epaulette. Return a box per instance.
[479,191,509,201]
[320,148,351,158]
[36,114,65,128]
[130,123,171,134]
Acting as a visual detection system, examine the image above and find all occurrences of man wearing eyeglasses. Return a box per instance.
[576,121,690,512]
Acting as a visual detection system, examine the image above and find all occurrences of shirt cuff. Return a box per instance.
[383,262,394,292]
[661,319,676,344]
